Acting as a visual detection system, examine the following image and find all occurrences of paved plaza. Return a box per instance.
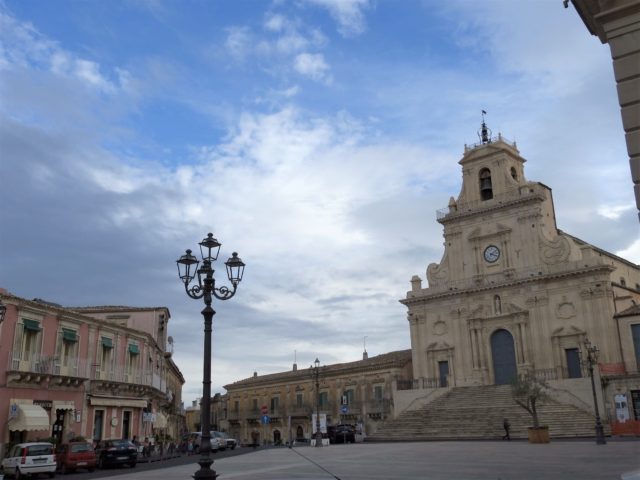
[100,440,640,480]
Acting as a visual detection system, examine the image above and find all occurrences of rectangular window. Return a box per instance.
[565,348,582,379]
[270,397,279,412]
[632,324,640,371]
[374,385,383,401]
[234,401,239,412]
[296,393,303,407]
[344,389,355,404]
[252,399,258,411]
[319,392,328,407]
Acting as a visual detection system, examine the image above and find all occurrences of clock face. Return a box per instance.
[484,245,500,263]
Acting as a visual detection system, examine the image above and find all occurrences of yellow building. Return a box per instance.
[217,350,412,445]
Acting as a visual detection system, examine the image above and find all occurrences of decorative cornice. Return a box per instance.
[401,264,614,306]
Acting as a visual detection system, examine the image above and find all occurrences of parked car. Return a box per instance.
[95,439,137,469]
[1,441,56,478]
[212,431,237,450]
[217,431,237,450]
[56,441,96,473]
[331,424,356,444]
[187,432,222,453]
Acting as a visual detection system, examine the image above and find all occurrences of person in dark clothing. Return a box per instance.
[502,418,511,440]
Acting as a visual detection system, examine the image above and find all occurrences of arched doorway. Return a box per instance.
[273,429,281,445]
[491,329,517,385]
[296,425,304,441]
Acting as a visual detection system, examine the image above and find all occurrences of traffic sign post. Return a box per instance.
[340,405,348,414]
[262,415,270,425]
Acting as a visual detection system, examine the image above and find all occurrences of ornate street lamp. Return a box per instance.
[176,233,245,479]
[583,338,606,445]
[0,299,6,324]
[310,358,323,447]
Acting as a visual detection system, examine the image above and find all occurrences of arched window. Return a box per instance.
[510,167,517,181]
[479,168,493,200]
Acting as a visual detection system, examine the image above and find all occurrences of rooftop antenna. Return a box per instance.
[478,110,491,144]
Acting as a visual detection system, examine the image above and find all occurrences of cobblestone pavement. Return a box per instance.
[97,440,640,480]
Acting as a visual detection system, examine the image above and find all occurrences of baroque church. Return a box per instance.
[388,122,640,439]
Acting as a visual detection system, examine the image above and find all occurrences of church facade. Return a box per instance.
[401,129,640,428]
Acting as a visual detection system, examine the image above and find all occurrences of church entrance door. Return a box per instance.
[491,329,517,385]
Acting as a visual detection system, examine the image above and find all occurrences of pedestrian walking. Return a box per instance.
[502,418,511,440]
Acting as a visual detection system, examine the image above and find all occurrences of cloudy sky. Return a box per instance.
[1,0,637,402]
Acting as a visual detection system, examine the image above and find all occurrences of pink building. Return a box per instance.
[0,289,185,457]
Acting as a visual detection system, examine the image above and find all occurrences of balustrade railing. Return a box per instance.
[7,350,169,393]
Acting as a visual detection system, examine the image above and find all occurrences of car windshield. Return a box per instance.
[70,443,92,453]
[27,445,53,456]
[109,441,133,448]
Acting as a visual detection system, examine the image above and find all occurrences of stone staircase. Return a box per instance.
[368,385,604,441]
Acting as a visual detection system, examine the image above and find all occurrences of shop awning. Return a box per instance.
[128,343,139,355]
[8,404,50,432]
[89,397,147,408]
[154,412,167,429]
[101,336,113,348]
[53,401,75,411]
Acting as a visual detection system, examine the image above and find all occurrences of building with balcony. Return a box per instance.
[0,290,185,457]
[215,350,412,445]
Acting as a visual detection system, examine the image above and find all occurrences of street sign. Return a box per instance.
[261,405,268,415]
[262,415,270,425]
[340,405,348,414]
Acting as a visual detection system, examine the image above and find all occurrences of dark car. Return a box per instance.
[95,439,137,469]
[331,424,355,444]
[56,441,97,473]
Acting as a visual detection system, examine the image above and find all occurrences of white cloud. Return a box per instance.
[597,204,635,220]
[307,0,371,37]
[1,9,124,94]
[294,52,331,83]
[224,26,252,61]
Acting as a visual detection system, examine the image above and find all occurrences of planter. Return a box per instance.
[528,426,550,444]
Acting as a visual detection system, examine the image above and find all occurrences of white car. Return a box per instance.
[213,431,237,450]
[1,442,56,478]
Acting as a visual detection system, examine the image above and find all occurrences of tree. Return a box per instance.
[511,372,550,429]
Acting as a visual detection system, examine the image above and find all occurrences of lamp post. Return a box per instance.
[311,358,323,447]
[583,338,606,445]
[176,233,245,479]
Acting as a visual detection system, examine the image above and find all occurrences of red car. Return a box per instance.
[56,441,97,473]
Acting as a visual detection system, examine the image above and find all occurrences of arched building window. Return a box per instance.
[479,168,493,200]
[510,167,517,181]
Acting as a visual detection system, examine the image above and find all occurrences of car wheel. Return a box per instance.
[231,445,235,450]
[88,468,95,473]
[48,472,56,478]
[130,462,136,468]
